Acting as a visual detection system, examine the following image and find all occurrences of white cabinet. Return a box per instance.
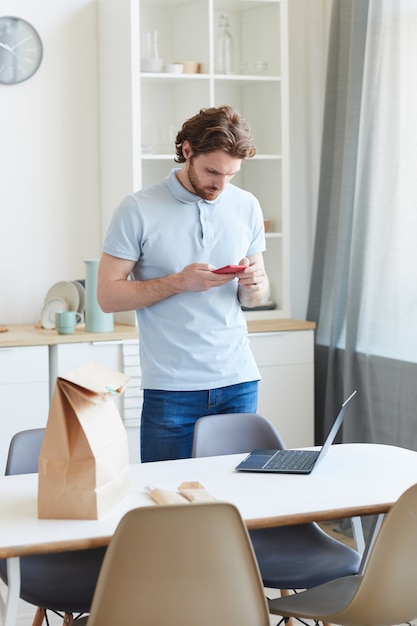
[54,342,123,379]
[0,346,49,474]
[98,0,290,319]
[249,330,314,447]
[0,343,142,471]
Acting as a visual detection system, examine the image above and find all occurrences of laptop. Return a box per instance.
[235,390,357,474]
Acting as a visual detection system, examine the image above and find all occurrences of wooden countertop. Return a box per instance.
[0,323,139,348]
[246,318,315,334]
[0,319,315,349]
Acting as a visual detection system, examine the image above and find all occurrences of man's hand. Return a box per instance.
[176,263,239,292]
[237,254,270,308]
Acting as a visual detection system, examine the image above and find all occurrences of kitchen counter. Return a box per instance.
[0,323,139,347]
[0,319,315,348]
[0,318,316,451]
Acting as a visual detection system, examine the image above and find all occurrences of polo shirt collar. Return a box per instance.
[166,168,223,205]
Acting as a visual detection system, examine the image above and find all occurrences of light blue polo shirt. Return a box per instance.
[103,168,266,390]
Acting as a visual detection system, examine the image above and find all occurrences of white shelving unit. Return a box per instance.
[98,0,290,320]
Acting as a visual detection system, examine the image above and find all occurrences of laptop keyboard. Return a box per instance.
[263,449,318,471]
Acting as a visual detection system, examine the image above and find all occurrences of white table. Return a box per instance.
[1,443,417,626]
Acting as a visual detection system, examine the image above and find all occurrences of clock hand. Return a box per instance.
[0,43,20,60]
[10,36,32,51]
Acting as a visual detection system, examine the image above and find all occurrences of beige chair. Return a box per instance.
[269,482,417,626]
[76,502,270,626]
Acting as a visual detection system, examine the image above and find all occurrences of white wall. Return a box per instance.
[0,0,101,325]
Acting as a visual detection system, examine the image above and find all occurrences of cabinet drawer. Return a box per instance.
[249,330,314,367]
[0,346,49,383]
[56,342,123,376]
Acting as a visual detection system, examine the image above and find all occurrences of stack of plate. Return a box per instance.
[40,280,86,330]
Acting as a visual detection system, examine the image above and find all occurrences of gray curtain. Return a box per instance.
[307,0,417,449]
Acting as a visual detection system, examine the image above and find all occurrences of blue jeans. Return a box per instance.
[140,381,259,462]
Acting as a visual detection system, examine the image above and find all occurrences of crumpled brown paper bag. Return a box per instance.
[38,361,130,520]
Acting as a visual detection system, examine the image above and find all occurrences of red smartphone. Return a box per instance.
[213,265,246,274]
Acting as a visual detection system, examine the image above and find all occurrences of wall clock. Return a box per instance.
[0,16,43,85]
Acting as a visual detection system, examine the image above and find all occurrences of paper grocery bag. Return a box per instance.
[38,361,131,520]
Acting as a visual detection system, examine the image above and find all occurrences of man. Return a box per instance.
[97,105,270,461]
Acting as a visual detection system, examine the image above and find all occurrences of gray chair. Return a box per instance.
[4,427,45,475]
[76,502,271,626]
[0,428,106,626]
[269,482,417,626]
[192,413,361,592]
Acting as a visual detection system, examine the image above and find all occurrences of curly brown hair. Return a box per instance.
[174,105,256,163]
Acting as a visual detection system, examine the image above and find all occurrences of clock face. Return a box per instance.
[0,16,43,85]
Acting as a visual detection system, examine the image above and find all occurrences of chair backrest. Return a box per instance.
[84,502,270,626]
[326,482,417,626]
[5,428,45,475]
[192,412,285,457]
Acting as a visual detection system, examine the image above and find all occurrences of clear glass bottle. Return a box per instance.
[146,30,159,61]
[215,14,234,74]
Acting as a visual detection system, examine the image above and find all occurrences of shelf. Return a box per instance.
[140,72,210,82]
[265,232,283,239]
[140,153,282,159]
[98,0,291,320]
[139,73,281,84]
[214,74,280,81]
[140,0,281,8]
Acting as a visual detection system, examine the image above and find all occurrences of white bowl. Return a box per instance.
[141,58,164,73]
[164,63,183,74]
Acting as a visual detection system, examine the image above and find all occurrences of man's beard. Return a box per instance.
[188,158,221,200]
